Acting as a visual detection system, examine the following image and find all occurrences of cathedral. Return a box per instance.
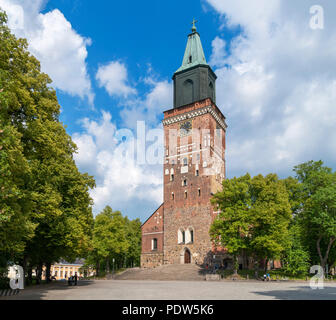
[141,22,228,268]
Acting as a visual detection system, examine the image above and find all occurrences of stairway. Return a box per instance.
[114,264,206,281]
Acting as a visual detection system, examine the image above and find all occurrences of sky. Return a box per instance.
[1,0,336,222]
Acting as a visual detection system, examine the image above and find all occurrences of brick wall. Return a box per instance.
[162,99,226,265]
[141,204,164,268]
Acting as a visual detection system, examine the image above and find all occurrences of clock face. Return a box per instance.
[180,121,192,136]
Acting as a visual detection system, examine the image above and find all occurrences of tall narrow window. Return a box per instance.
[189,55,192,63]
[185,191,188,199]
[196,169,199,176]
[183,158,188,166]
[171,192,175,200]
[170,168,174,181]
[198,189,201,197]
[190,230,194,243]
[152,238,158,250]
[182,231,185,243]
[183,179,187,186]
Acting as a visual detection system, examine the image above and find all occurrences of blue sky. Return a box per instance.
[1,0,336,222]
[42,0,230,135]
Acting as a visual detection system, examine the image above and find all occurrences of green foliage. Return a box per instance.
[93,206,129,261]
[282,222,310,276]
[212,161,336,274]
[211,173,292,272]
[210,174,251,272]
[87,206,141,274]
[249,174,292,262]
[0,8,95,280]
[294,161,336,269]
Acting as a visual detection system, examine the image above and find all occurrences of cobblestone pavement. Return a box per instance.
[1,279,336,300]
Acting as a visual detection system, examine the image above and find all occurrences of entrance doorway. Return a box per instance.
[184,249,191,264]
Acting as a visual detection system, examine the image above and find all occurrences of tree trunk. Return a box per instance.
[317,236,335,274]
[95,261,100,277]
[36,263,42,284]
[106,257,110,274]
[27,267,32,285]
[254,259,259,279]
[22,255,27,286]
[45,262,51,283]
[233,254,238,275]
[264,258,269,273]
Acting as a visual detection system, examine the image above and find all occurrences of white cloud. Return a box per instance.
[96,61,137,98]
[209,36,226,67]
[95,62,172,128]
[120,78,173,129]
[0,0,94,103]
[206,0,336,177]
[73,112,163,219]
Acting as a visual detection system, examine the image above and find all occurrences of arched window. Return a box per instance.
[178,229,185,244]
[186,227,194,244]
[170,168,174,181]
[183,79,194,105]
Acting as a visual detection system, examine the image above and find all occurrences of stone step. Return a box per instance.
[115,264,206,281]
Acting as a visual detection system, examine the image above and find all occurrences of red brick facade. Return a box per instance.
[141,204,164,268]
[141,98,228,267]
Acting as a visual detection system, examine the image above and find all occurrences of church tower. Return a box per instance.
[141,22,227,268]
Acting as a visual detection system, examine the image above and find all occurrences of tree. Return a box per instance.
[92,206,129,275]
[249,174,292,272]
[210,174,252,275]
[211,173,292,276]
[124,217,141,268]
[0,10,35,276]
[0,9,95,283]
[282,220,310,276]
[294,161,336,271]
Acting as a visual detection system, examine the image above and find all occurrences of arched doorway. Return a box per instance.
[184,249,191,264]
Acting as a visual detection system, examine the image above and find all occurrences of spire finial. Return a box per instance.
[191,18,198,33]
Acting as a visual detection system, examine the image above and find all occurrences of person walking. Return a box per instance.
[74,272,78,286]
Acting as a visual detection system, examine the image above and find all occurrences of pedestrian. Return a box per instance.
[74,272,78,285]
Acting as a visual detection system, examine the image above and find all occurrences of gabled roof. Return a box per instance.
[141,203,164,227]
[175,24,208,73]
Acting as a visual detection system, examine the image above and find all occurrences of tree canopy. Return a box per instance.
[0,9,95,285]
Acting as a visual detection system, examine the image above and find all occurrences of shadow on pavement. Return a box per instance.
[252,285,336,300]
[0,280,95,300]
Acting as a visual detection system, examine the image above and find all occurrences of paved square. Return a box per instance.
[1,280,336,300]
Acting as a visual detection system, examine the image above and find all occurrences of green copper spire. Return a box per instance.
[175,19,208,73]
